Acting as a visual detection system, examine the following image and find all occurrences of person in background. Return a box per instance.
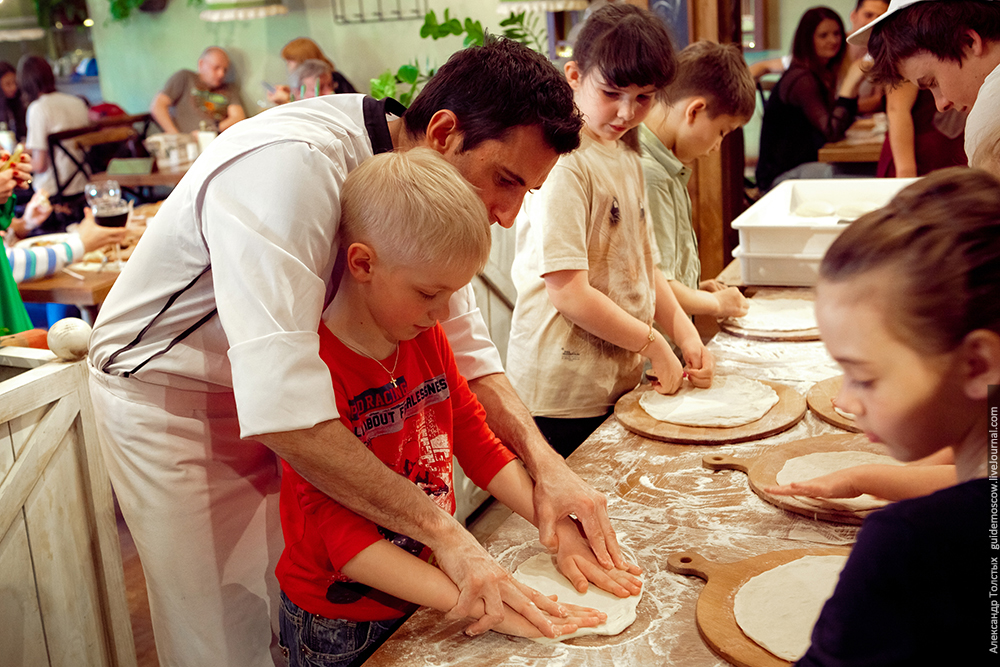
[755,7,868,192]
[288,59,336,100]
[876,80,967,177]
[508,4,714,458]
[640,41,753,321]
[88,36,626,667]
[19,55,89,210]
[276,149,629,665]
[751,0,888,115]
[0,61,26,142]
[150,46,246,134]
[3,193,127,282]
[0,150,34,335]
[852,0,1000,164]
[267,37,356,105]
[792,168,994,665]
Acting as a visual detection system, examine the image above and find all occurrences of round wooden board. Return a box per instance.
[614,380,806,445]
[718,293,819,341]
[806,376,861,433]
[718,319,820,342]
[666,548,851,667]
[702,433,891,524]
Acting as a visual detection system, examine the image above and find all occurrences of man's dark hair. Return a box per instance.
[16,55,56,105]
[404,36,582,155]
[868,0,1000,85]
[572,3,676,91]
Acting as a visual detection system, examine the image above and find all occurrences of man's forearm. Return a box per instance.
[258,418,463,550]
[467,372,562,479]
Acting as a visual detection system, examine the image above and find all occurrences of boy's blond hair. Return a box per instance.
[339,148,491,272]
[970,130,1000,179]
[659,41,756,121]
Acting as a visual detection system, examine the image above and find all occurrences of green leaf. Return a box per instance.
[369,70,397,100]
[397,64,420,85]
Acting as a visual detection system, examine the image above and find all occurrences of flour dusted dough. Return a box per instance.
[832,405,856,420]
[777,451,902,511]
[734,555,848,661]
[512,552,643,644]
[639,375,779,428]
[732,299,817,332]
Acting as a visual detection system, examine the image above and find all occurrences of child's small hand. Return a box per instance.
[647,337,684,394]
[681,344,714,388]
[553,518,642,598]
[489,599,606,639]
[699,279,725,293]
[762,468,864,499]
[712,287,749,318]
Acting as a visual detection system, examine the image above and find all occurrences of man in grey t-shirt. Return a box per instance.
[150,46,246,134]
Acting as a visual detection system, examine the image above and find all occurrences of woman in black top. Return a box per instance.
[756,7,866,192]
[0,62,26,141]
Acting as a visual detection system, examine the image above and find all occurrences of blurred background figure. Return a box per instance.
[0,61,26,143]
[267,37,356,105]
[288,60,336,99]
[877,80,967,178]
[151,46,246,134]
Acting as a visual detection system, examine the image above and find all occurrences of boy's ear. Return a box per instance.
[684,98,709,125]
[564,61,583,91]
[423,110,464,156]
[958,329,1000,400]
[346,242,377,282]
[961,29,985,58]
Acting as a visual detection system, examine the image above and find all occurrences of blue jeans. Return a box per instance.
[278,591,402,667]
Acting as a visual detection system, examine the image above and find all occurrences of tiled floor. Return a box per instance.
[118,499,513,666]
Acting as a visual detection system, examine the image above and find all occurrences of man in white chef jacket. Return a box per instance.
[88,37,627,667]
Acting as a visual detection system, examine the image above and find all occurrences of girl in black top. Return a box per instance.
[0,62,26,141]
[756,7,866,191]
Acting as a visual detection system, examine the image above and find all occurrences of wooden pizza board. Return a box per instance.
[702,433,891,524]
[718,291,819,342]
[666,548,851,667]
[614,380,806,445]
[806,376,861,433]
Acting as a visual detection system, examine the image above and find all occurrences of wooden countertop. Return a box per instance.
[18,268,120,307]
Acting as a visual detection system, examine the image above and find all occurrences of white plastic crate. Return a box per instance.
[734,178,918,254]
[733,245,824,287]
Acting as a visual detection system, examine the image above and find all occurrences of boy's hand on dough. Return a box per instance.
[713,287,749,319]
[554,517,642,598]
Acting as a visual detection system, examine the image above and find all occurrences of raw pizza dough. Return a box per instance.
[734,555,848,661]
[639,375,779,428]
[512,552,643,644]
[832,405,856,420]
[731,299,817,332]
[777,451,902,511]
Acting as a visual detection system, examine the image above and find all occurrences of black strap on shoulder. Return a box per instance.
[363,96,405,155]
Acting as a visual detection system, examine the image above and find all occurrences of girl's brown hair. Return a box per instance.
[820,167,1000,353]
[281,38,335,72]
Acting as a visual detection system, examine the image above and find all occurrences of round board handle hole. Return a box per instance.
[680,557,692,564]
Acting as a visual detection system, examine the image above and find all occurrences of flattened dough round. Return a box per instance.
[734,555,848,661]
[639,375,779,427]
[777,451,902,511]
[793,201,835,217]
[732,299,817,332]
[512,552,643,644]
[832,405,856,420]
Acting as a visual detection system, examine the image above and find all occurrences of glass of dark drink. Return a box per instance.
[85,180,130,268]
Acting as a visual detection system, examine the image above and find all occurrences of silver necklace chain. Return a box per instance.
[340,337,401,387]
